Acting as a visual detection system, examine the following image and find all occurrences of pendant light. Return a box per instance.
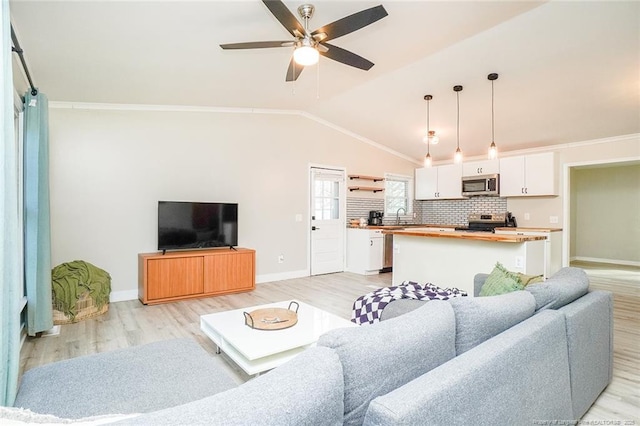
[488,73,499,159]
[423,95,433,167]
[453,85,463,164]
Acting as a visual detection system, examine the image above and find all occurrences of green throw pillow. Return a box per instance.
[479,262,525,296]
[517,272,544,286]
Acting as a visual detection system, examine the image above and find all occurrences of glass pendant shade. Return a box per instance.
[454,147,463,164]
[424,153,432,167]
[294,45,319,66]
[488,141,498,159]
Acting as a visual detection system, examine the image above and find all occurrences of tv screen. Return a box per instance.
[158,201,238,251]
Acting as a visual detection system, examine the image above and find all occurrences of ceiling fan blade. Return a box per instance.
[220,41,293,50]
[285,57,304,82]
[319,43,374,70]
[262,0,305,38]
[312,5,388,42]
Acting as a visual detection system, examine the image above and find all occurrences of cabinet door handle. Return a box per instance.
[312,226,320,231]
[370,240,373,246]
[521,187,525,194]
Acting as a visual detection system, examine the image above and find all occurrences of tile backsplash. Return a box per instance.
[418,197,508,226]
[347,196,506,226]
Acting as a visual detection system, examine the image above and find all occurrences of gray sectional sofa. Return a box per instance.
[8,267,612,425]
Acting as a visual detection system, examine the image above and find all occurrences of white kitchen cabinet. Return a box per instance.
[415,167,438,200]
[415,164,464,200]
[499,152,558,197]
[494,229,563,278]
[347,228,384,275]
[462,159,499,177]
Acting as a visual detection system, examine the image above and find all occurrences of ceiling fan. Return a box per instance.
[220,0,388,81]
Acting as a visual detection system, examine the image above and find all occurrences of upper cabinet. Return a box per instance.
[462,159,499,177]
[499,152,558,197]
[415,164,464,200]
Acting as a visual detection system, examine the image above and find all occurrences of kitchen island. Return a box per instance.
[384,228,547,296]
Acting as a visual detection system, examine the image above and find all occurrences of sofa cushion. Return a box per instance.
[449,290,536,355]
[114,346,344,426]
[14,339,238,419]
[318,301,456,426]
[526,267,589,311]
[479,262,524,296]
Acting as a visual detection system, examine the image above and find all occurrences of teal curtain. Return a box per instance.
[1,0,21,406]
[23,91,53,336]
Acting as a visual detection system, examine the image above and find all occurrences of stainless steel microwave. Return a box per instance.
[462,174,500,196]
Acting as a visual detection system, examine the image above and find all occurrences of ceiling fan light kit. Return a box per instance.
[488,72,499,159]
[220,1,388,82]
[293,44,319,66]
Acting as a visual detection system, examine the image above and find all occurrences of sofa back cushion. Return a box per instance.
[116,346,344,426]
[526,267,589,311]
[363,310,573,425]
[318,300,456,426]
[449,290,536,355]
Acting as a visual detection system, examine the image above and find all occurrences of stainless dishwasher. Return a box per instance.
[382,233,393,272]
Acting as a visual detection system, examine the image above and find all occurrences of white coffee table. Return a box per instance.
[200,300,356,375]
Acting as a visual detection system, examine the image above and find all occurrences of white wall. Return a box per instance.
[48,105,417,300]
[505,135,640,227]
[570,163,640,264]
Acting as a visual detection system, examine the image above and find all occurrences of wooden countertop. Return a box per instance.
[347,224,457,230]
[494,227,563,232]
[384,229,547,243]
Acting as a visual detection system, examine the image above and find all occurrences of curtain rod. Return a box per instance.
[10,24,38,96]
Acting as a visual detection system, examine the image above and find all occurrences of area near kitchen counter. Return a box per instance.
[386,229,547,296]
[385,228,546,243]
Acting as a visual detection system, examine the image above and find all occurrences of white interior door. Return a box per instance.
[310,167,346,275]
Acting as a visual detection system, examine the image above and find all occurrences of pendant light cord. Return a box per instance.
[426,97,430,155]
[491,79,495,143]
[456,90,460,150]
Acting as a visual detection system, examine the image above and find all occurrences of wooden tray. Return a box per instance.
[244,301,299,331]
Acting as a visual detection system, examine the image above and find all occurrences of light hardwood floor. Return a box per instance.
[19,263,639,421]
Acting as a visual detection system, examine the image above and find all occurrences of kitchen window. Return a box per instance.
[384,173,413,218]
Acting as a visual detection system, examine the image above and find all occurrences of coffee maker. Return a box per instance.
[368,210,384,226]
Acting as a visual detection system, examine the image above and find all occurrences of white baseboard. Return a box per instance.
[256,269,309,284]
[572,256,640,268]
[110,289,139,303]
[109,269,311,302]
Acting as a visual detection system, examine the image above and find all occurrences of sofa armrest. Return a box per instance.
[557,290,613,419]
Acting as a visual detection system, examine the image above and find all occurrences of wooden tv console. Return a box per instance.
[138,248,255,305]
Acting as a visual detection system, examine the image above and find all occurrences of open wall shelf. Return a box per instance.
[348,174,385,182]
[348,186,385,193]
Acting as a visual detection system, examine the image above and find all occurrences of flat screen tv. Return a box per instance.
[158,201,238,251]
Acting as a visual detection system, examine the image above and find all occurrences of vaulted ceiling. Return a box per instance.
[10,1,640,163]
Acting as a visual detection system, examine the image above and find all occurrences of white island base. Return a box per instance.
[391,232,546,296]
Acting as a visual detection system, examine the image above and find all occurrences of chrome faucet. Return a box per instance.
[396,207,407,225]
